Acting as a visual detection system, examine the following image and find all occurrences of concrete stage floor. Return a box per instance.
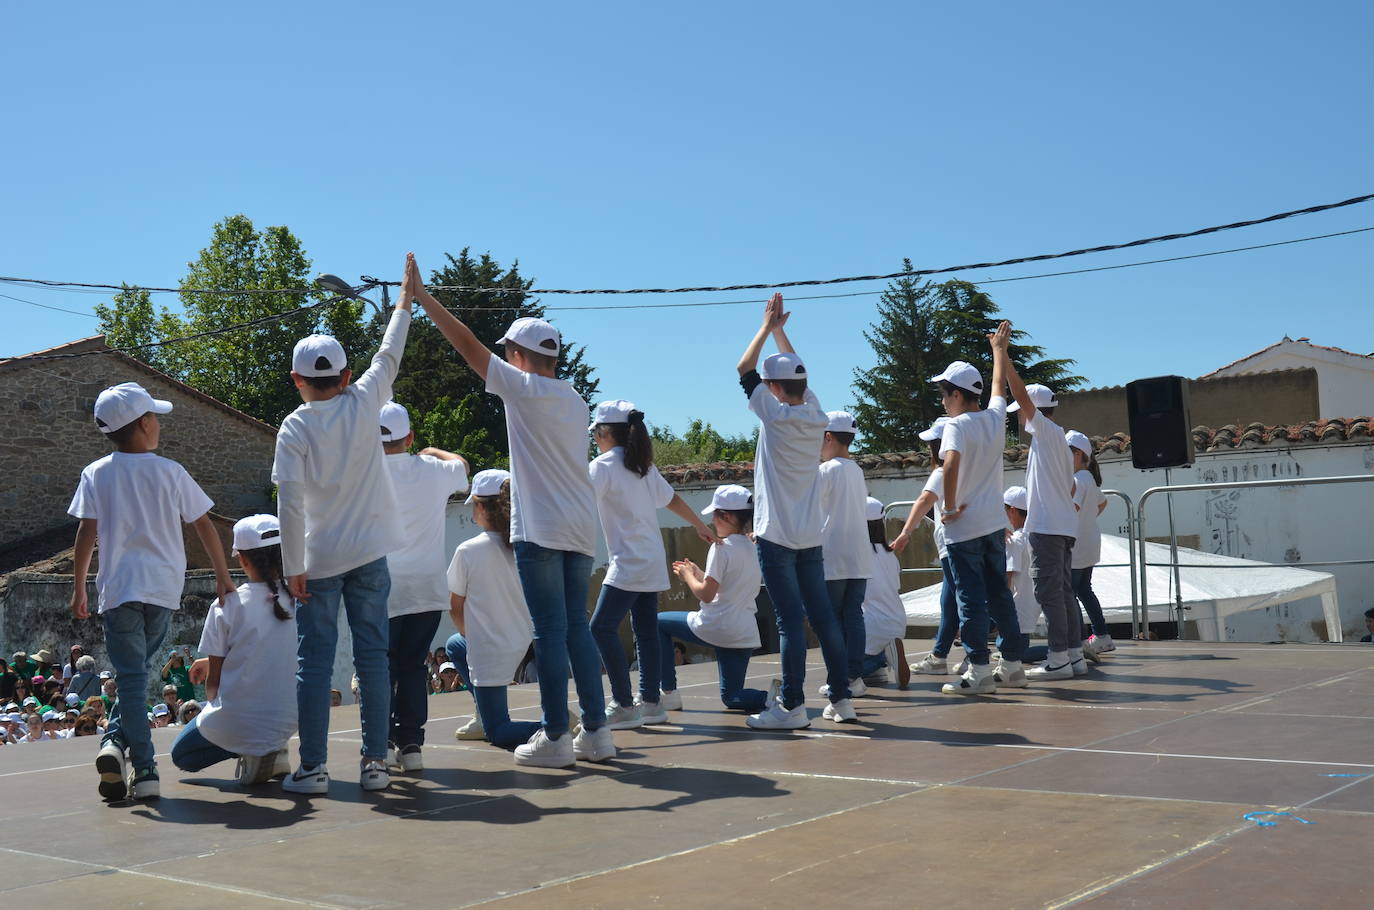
[2,640,1372,909]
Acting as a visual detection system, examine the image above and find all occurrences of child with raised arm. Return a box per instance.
[68,382,235,800]
[379,400,470,772]
[818,410,871,707]
[588,400,716,730]
[272,268,414,794]
[737,293,854,728]
[930,324,1024,695]
[996,332,1081,681]
[404,254,612,768]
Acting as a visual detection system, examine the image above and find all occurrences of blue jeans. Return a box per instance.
[945,531,1023,666]
[861,651,887,677]
[102,602,171,774]
[389,610,442,747]
[933,556,959,658]
[297,556,391,766]
[171,714,237,771]
[590,585,661,706]
[445,633,541,749]
[1073,567,1109,638]
[512,541,605,739]
[756,538,850,708]
[826,578,868,682]
[657,612,766,712]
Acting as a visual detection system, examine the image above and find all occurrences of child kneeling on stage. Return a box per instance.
[660,485,769,713]
[173,515,298,786]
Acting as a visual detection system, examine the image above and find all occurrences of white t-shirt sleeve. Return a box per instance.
[648,466,674,510]
[67,471,96,519]
[446,547,470,598]
[922,468,943,499]
[175,465,215,523]
[271,421,307,484]
[587,457,607,494]
[1005,536,1021,574]
[703,542,727,586]
[484,355,527,402]
[986,395,1007,421]
[198,601,231,657]
[433,457,470,497]
[747,383,783,423]
[1073,475,1089,510]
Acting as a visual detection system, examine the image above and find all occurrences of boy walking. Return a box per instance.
[818,410,871,710]
[273,276,414,793]
[738,294,854,728]
[68,382,235,800]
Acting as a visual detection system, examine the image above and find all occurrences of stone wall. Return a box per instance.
[0,340,277,547]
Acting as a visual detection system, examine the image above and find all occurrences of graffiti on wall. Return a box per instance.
[1198,455,1302,558]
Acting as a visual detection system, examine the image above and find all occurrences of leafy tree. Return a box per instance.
[649,420,758,466]
[851,265,1084,453]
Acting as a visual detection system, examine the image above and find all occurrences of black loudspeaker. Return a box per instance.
[1126,375,1194,469]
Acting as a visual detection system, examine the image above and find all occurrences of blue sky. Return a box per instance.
[4,2,1371,438]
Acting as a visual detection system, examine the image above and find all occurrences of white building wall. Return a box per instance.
[1214,346,1374,420]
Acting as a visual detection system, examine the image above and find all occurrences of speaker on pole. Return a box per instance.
[1126,375,1194,469]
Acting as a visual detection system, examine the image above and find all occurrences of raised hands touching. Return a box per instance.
[988,320,1011,352]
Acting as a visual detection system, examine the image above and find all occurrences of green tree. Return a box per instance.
[94,286,165,371]
[649,420,758,466]
[851,265,1084,453]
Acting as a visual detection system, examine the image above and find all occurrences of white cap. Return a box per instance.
[42,710,59,722]
[1007,384,1058,413]
[152,703,170,717]
[292,334,347,377]
[498,317,561,357]
[929,361,983,395]
[825,410,858,434]
[466,469,512,503]
[232,514,281,554]
[98,670,113,680]
[865,496,885,522]
[380,401,411,443]
[918,416,951,442]
[761,352,807,381]
[701,484,753,515]
[438,662,457,673]
[589,399,638,432]
[93,382,172,434]
[1065,430,1093,455]
[64,692,81,706]
[1003,485,1028,511]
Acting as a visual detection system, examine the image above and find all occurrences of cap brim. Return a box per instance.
[1006,401,1022,413]
[700,504,716,515]
[150,398,174,414]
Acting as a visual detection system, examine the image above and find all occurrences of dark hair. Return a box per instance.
[105,414,148,447]
[238,545,292,621]
[382,437,410,454]
[769,377,807,399]
[715,507,754,535]
[600,410,653,477]
[507,340,557,373]
[938,380,978,405]
[826,430,855,448]
[1038,406,1056,418]
[928,438,944,466]
[867,517,891,552]
[1363,607,1374,620]
[303,373,345,391]
[1085,451,1102,486]
[473,479,514,550]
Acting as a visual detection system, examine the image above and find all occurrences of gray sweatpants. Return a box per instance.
[1029,533,1077,655]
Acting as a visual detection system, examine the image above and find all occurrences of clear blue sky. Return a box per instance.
[4,2,1371,438]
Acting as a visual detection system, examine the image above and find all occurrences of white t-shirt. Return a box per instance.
[385,453,470,617]
[485,356,597,556]
[195,583,298,757]
[1005,528,1041,633]
[67,452,214,613]
[923,467,948,559]
[688,534,762,649]
[272,309,411,579]
[1072,470,1107,569]
[589,448,674,592]
[748,384,828,550]
[939,396,1008,544]
[862,546,907,654]
[446,531,534,686]
[1023,412,1078,539]
[819,457,873,581]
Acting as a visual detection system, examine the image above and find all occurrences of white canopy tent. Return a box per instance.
[901,535,1343,642]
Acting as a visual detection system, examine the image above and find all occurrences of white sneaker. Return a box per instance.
[269,749,291,780]
[941,666,997,696]
[1026,660,1074,681]
[1090,633,1116,653]
[573,725,616,762]
[822,698,858,723]
[282,763,330,794]
[514,730,575,768]
[360,759,390,791]
[764,678,783,709]
[398,745,423,772]
[236,751,280,786]
[455,715,486,741]
[127,768,160,800]
[1081,640,1102,664]
[909,652,947,675]
[950,657,970,676]
[993,660,1028,688]
[604,701,643,730]
[818,677,867,698]
[746,702,810,730]
[637,700,669,724]
[96,740,127,801]
[879,640,900,684]
[1071,657,1088,677]
[658,690,684,711]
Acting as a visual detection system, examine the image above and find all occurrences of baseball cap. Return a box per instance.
[589,399,637,432]
[64,692,80,707]
[761,352,807,381]
[380,401,411,443]
[702,484,753,515]
[11,651,25,662]
[292,334,347,377]
[66,708,80,717]
[438,662,457,673]
[98,670,113,680]
[232,514,281,554]
[152,703,170,717]
[1003,485,1029,511]
[498,317,561,357]
[1065,430,1093,456]
[865,496,886,522]
[825,410,858,434]
[918,416,951,442]
[93,382,172,434]
[465,469,512,503]
[929,361,983,395]
[1007,384,1058,413]
[41,710,59,722]
[22,696,39,707]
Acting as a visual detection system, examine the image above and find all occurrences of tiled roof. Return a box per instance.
[658,418,1374,482]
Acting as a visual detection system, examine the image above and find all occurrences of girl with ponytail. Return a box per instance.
[587,400,717,729]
